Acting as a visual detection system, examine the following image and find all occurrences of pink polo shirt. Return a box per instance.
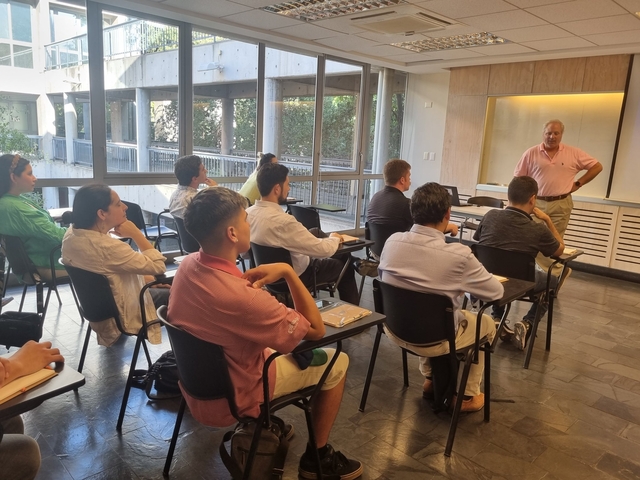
[167,251,310,427]
[514,143,599,197]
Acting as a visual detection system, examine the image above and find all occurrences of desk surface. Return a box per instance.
[451,205,499,220]
[496,278,536,307]
[335,239,374,255]
[0,363,85,422]
[302,204,347,213]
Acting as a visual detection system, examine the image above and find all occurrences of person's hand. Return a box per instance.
[204,178,217,186]
[570,182,580,193]
[9,341,64,379]
[242,263,294,289]
[113,220,142,239]
[445,222,459,237]
[329,232,344,243]
[532,207,551,222]
[0,357,10,388]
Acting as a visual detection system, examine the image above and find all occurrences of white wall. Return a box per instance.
[400,72,450,194]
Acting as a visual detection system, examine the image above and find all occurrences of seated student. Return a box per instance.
[168,155,217,220]
[167,187,362,479]
[0,341,65,480]
[239,152,278,205]
[0,154,67,280]
[379,182,503,411]
[366,158,413,232]
[61,184,169,346]
[247,163,359,305]
[473,176,564,350]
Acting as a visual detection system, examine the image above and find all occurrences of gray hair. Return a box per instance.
[543,119,564,132]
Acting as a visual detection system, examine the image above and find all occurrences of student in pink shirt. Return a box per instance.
[167,187,363,480]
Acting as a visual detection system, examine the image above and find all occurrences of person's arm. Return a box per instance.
[113,220,155,252]
[0,341,64,388]
[98,227,166,275]
[571,162,603,193]
[532,207,564,257]
[277,217,340,259]
[445,222,459,237]
[513,150,531,177]
[4,200,66,244]
[203,178,217,186]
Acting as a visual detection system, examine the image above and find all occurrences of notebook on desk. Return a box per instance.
[0,367,57,405]
[316,299,372,328]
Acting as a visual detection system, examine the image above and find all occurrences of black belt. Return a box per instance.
[538,193,570,202]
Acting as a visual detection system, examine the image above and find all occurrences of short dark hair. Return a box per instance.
[184,187,247,245]
[0,154,30,197]
[508,176,538,205]
[257,163,289,197]
[63,183,113,229]
[174,155,203,186]
[258,153,276,168]
[410,182,450,226]
[383,159,411,185]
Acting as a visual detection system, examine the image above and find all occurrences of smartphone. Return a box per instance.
[315,299,335,309]
[343,239,364,246]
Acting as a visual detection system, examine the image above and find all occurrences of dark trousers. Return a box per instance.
[299,255,359,305]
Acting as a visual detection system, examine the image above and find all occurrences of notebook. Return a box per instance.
[316,299,372,328]
[0,367,57,405]
[563,247,578,255]
[493,274,509,283]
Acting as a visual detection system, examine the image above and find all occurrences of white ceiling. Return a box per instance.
[105,0,640,73]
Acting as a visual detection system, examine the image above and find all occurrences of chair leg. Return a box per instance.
[523,299,543,369]
[53,284,62,306]
[444,353,474,457]
[402,349,409,388]
[78,322,93,373]
[546,294,555,351]
[69,284,84,324]
[164,397,187,476]
[117,335,145,431]
[42,286,53,320]
[18,284,28,311]
[483,343,491,423]
[359,326,383,412]
[303,403,324,479]
[243,417,265,479]
[141,337,152,368]
[36,283,45,317]
[357,274,366,303]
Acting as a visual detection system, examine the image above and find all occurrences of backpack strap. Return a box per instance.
[219,429,244,480]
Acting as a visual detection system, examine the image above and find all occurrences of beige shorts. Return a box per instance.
[273,348,348,399]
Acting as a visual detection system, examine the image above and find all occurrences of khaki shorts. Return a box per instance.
[273,348,348,399]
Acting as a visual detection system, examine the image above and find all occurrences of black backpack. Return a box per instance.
[133,350,181,400]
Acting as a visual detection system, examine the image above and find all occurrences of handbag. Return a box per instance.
[0,312,43,348]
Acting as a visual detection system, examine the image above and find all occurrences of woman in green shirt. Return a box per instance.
[0,154,66,279]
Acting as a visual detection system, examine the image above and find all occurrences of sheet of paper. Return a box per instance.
[492,274,509,283]
[321,304,372,328]
[0,368,57,405]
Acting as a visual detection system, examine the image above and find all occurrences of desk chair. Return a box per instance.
[157,306,331,478]
[372,279,492,456]
[171,214,199,254]
[458,196,504,241]
[355,222,401,300]
[65,265,163,430]
[289,205,321,230]
[2,235,81,320]
[122,201,179,253]
[471,244,550,369]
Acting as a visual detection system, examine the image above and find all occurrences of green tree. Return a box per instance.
[282,97,315,157]
[234,98,256,151]
[0,101,35,156]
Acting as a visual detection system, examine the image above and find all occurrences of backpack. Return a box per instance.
[136,350,181,400]
[0,311,43,349]
[219,415,289,480]
[428,354,457,413]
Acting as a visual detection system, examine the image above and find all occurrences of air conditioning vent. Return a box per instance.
[350,5,456,35]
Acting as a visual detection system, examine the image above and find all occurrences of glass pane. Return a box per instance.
[0,42,10,65]
[104,13,179,173]
[264,47,317,176]
[289,180,312,204]
[192,29,258,180]
[13,44,32,68]
[315,179,358,231]
[11,1,31,42]
[320,60,362,173]
[0,2,9,39]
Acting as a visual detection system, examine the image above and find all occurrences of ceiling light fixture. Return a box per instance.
[264,0,406,22]
[392,32,507,52]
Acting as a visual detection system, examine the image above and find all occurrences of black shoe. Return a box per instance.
[512,320,532,351]
[299,444,363,480]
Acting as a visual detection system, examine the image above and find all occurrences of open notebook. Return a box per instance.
[316,299,372,328]
[0,367,57,405]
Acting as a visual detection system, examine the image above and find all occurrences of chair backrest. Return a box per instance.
[64,264,122,325]
[250,242,293,267]
[441,185,461,206]
[122,201,148,234]
[367,222,401,258]
[174,216,200,253]
[2,235,39,284]
[373,279,456,347]
[471,244,535,282]
[289,205,321,230]
[156,306,247,420]
[467,196,504,208]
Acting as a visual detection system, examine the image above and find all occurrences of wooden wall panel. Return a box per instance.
[440,95,487,195]
[582,54,630,92]
[532,58,586,93]
[488,62,535,95]
[448,65,490,95]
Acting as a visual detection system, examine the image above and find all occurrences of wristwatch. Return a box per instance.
[574,180,581,188]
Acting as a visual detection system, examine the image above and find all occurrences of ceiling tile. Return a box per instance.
[466,43,536,55]
[357,30,430,44]
[459,9,548,30]
[614,0,640,14]
[229,0,278,7]
[272,23,337,40]
[315,34,380,50]
[521,36,597,50]
[221,9,302,28]
[427,48,486,59]
[494,24,574,42]
[526,0,626,23]
[505,0,571,6]
[163,0,252,17]
[424,24,493,38]
[413,0,517,19]
[558,13,640,35]
[312,17,367,35]
[356,44,415,56]
[392,52,445,62]
[583,28,640,45]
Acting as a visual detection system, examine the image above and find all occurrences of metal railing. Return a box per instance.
[52,137,66,161]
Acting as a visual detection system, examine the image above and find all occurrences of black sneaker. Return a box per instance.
[298,444,363,480]
[512,320,532,351]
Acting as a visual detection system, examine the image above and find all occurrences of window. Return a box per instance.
[0,0,33,68]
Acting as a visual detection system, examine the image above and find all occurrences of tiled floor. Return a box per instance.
[4,268,640,479]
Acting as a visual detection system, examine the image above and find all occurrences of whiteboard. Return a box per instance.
[480,93,624,198]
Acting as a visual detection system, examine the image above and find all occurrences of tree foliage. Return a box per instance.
[0,101,35,156]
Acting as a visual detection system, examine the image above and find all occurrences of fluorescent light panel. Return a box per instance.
[392,32,507,52]
[264,0,406,22]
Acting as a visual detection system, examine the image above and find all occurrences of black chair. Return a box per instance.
[172,215,199,254]
[65,265,163,430]
[459,196,505,240]
[289,205,321,230]
[355,222,402,300]
[157,306,332,478]
[122,201,179,253]
[372,279,492,456]
[250,242,336,301]
[2,235,81,320]
[157,209,185,255]
[471,244,549,369]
